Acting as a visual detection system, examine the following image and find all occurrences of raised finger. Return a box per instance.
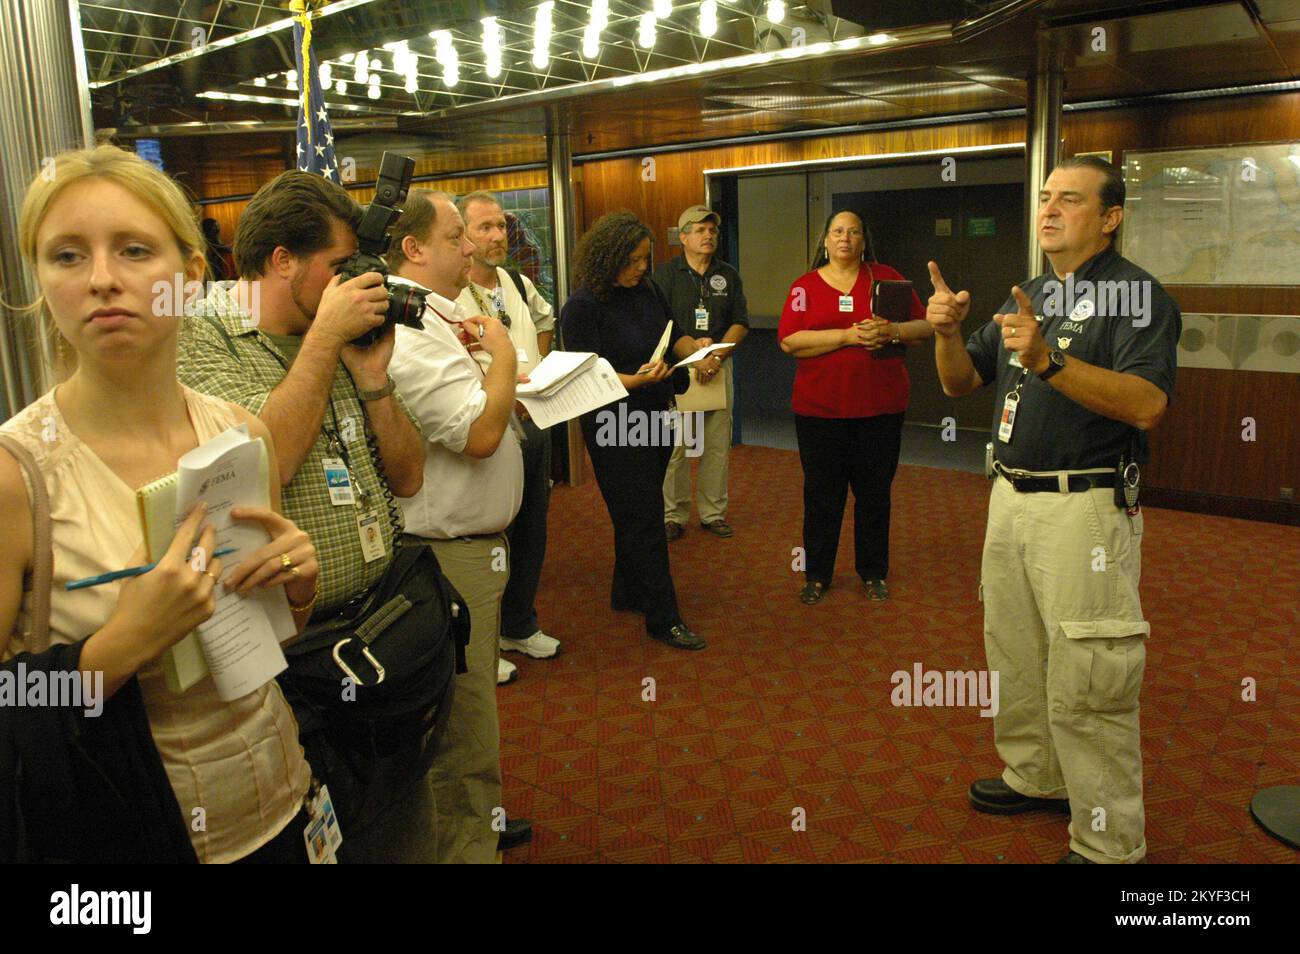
[927,261,951,294]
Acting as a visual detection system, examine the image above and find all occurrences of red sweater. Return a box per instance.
[777,264,923,419]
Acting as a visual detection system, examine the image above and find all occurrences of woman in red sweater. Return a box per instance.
[778,211,932,605]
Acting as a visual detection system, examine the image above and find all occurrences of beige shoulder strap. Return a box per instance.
[0,434,52,653]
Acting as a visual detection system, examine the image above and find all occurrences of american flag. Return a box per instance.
[292,0,339,180]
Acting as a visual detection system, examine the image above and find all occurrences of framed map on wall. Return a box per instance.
[1121,142,1300,286]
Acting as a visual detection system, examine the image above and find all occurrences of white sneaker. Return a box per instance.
[500,630,561,659]
[497,658,518,685]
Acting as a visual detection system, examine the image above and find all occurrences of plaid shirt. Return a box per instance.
[178,286,413,618]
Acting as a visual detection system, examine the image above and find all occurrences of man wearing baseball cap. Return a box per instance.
[652,205,749,541]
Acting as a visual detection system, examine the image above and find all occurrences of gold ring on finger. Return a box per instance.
[281,553,294,571]
[290,566,301,578]
[204,570,219,582]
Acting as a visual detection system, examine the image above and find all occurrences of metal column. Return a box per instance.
[0,0,95,418]
[1024,27,1062,280]
[545,104,586,485]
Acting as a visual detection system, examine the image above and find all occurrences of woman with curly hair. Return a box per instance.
[560,212,705,650]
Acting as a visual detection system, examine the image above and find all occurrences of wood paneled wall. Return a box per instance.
[576,118,1027,265]
[163,133,546,247]
[159,91,1300,520]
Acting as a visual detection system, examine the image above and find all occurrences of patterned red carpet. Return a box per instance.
[499,444,1300,863]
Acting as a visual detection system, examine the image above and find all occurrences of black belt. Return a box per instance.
[997,468,1116,494]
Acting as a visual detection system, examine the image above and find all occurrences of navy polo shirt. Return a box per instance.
[651,255,748,343]
[966,245,1181,471]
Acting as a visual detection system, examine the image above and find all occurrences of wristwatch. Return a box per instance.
[356,374,396,401]
[1037,350,1067,382]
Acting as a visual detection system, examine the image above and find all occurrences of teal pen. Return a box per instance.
[65,546,238,591]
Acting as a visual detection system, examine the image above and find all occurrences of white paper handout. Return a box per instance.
[516,350,599,397]
[173,425,294,701]
[648,321,675,366]
[670,341,736,370]
[516,355,628,429]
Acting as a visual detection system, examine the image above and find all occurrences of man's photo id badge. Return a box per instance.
[838,295,854,313]
[694,306,709,331]
[997,392,1019,443]
[322,458,355,506]
[303,782,343,862]
[357,510,386,562]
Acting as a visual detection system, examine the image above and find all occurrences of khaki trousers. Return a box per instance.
[663,361,733,524]
[981,475,1149,863]
[424,534,509,864]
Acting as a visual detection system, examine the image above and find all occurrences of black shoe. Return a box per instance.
[799,581,828,605]
[862,578,889,601]
[701,519,733,538]
[650,623,707,650]
[665,521,684,542]
[1056,851,1095,864]
[498,818,533,851]
[969,777,1071,815]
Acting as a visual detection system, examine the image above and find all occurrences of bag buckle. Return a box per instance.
[332,638,386,686]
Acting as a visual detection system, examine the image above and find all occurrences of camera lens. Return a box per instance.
[389,284,426,328]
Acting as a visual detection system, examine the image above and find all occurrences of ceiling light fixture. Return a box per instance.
[867,33,891,45]
[638,12,656,49]
[700,0,718,38]
[766,1,784,24]
[482,16,503,78]
[433,30,459,88]
[653,0,672,17]
[354,50,368,83]
[367,74,381,99]
[585,0,609,56]
[533,2,554,69]
[335,78,347,94]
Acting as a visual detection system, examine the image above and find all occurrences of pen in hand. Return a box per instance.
[66,546,237,591]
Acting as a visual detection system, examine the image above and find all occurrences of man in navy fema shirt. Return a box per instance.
[925,155,1180,864]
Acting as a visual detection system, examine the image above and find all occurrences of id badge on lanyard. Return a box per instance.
[998,374,1027,444]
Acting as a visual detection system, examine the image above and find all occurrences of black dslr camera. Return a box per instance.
[337,151,428,346]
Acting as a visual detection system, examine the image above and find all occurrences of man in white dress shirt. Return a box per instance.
[455,191,560,687]
[385,190,530,862]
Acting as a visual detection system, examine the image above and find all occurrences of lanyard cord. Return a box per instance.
[467,279,511,327]
[258,335,403,536]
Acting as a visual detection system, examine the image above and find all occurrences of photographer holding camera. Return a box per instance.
[177,170,435,861]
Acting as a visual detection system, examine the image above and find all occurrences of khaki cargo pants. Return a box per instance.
[663,361,734,525]
[981,472,1149,863]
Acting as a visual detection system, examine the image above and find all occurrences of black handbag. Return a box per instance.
[277,544,470,823]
